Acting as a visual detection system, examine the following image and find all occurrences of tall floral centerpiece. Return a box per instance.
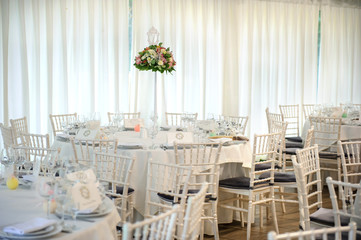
[134,27,176,118]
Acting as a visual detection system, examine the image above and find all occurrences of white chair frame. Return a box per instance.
[174,142,222,240]
[10,116,28,145]
[279,104,300,138]
[182,182,208,240]
[122,205,180,240]
[327,177,361,236]
[0,123,17,155]
[94,152,135,224]
[338,140,361,184]
[219,132,281,240]
[70,138,117,165]
[221,115,249,135]
[268,222,357,240]
[49,113,77,137]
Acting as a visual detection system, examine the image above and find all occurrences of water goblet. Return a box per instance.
[36,177,55,218]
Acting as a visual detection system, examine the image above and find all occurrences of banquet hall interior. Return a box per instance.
[1,0,361,239]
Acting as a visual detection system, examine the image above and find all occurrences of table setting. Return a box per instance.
[0,154,121,240]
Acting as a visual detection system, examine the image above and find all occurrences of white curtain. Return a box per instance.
[132,0,320,135]
[0,0,129,135]
[318,3,361,104]
[2,0,360,141]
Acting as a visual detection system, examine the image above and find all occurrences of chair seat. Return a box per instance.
[285,136,303,143]
[157,189,215,203]
[108,186,134,200]
[219,176,269,190]
[259,172,296,182]
[309,207,350,227]
[283,148,299,155]
[319,152,338,159]
[285,142,304,148]
[255,163,282,171]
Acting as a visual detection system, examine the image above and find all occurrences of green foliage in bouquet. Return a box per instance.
[134,43,176,74]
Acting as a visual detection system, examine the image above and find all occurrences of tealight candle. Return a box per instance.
[134,124,141,132]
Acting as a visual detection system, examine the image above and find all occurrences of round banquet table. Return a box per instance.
[0,185,120,240]
[52,130,253,235]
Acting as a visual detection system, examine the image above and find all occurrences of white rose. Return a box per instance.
[161,49,166,54]
[158,60,164,66]
[147,57,151,62]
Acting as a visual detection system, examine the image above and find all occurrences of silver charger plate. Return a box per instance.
[0,224,62,239]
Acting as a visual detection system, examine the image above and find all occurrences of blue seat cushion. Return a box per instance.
[255,163,282,171]
[286,136,303,143]
[259,172,296,182]
[286,142,304,148]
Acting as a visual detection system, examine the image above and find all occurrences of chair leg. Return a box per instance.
[260,194,264,228]
[247,201,253,240]
[212,202,219,240]
[279,187,286,213]
[271,199,279,234]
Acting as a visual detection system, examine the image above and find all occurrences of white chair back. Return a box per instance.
[49,113,77,137]
[122,205,180,240]
[338,140,361,184]
[182,183,208,240]
[12,146,60,177]
[309,116,342,153]
[20,132,50,149]
[94,152,135,223]
[144,161,192,219]
[221,115,248,135]
[293,145,322,230]
[10,117,28,145]
[267,222,357,240]
[70,138,117,165]
[279,104,300,138]
[327,177,361,235]
[0,123,17,154]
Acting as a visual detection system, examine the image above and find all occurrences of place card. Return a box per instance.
[71,182,102,212]
[167,132,193,144]
[124,118,144,129]
[66,169,97,183]
[75,129,99,140]
[197,120,216,131]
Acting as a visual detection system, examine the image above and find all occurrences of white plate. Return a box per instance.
[9,225,55,237]
[0,224,62,239]
[58,198,113,218]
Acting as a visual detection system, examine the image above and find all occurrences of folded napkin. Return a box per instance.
[22,175,37,182]
[209,138,233,143]
[3,217,57,235]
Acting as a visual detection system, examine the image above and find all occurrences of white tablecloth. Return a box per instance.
[302,120,361,141]
[52,131,253,235]
[0,185,120,240]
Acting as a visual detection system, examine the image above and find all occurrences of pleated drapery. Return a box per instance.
[1,0,360,139]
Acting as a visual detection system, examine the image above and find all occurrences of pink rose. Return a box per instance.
[136,57,141,64]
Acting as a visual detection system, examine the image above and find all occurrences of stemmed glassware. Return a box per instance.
[0,149,14,180]
[36,177,56,218]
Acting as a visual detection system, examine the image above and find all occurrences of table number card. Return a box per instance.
[75,129,99,140]
[124,119,144,129]
[71,182,102,212]
[167,132,194,144]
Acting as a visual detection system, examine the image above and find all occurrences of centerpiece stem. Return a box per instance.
[154,72,157,117]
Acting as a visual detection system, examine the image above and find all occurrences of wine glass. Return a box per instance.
[54,179,69,226]
[36,177,55,218]
[1,149,14,180]
[148,125,159,149]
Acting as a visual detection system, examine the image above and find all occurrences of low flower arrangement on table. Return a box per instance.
[134,42,176,74]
